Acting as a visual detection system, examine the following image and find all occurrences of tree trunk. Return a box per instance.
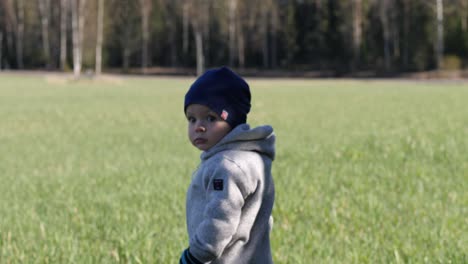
[78,0,86,70]
[462,0,467,31]
[402,0,409,69]
[284,2,297,66]
[237,33,245,70]
[379,0,391,71]
[312,0,322,66]
[95,0,104,75]
[168,19,177,67]
[160,0,177,67]
[2,0,16,69]
[71,0,80,77]
[270,4,278,69]
[191,0,206,75]
[436,0,444,69]
[38,0,51,69]
[71,0,86,77]
[60,0,68,70]
[122,25,131,72]
[352,0,362,70]
[228,0,237,67]
[195,29,204,76]
[261,7,269,68]
[202,2,210,66]
[123,47,130,71]
[16,0,24,69]
[182,2,189,54]
[0,31,3,69]
[139,0,151,73]
[236,12,245,70]
[392,16,400,59]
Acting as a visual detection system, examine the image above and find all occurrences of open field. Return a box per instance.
[0,73,467,263]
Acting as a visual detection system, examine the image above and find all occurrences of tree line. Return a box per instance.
[1,0,468,77]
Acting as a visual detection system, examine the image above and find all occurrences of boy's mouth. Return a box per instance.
[194,138,207,145]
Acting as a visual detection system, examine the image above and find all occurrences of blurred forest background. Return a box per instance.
[1,0,468,77]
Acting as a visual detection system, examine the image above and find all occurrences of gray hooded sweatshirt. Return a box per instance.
[186,124,275,264]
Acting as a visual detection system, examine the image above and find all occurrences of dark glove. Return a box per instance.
[179,248,203,264]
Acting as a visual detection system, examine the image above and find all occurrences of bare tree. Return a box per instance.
[71,0,80,76]
[402,0,410,69]
[167,13,178,67]
[390,6,400,61]
[435,0,444,69]
[0,1,4,69]
[203,2,212,65]
[0,31,3,69]
[159,0,179,67]
[270,2,278,69]
[71,0,86,77]
[60,0,68,70]
[228,0,237,67]
[0,0,12,68]
[108,0,139,72]
[379,0,391,71]
[4,0,26,69]
[194,23,204,75]
[283,0,297,66]
[139,0,152,72]
[182,1,190,55]
[260,3,269,68]
[236,0,250,70]
[95,0,104,75]
[255,0,277,69]
[38,0,51,69]
[190,0,209,75]
[461,0,467,31]
[15,0,24,69]
[352,0,362,70]
[225,0,247,69]
[236,13,245,69]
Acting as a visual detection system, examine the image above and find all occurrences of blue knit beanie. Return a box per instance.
[184,66,251,128]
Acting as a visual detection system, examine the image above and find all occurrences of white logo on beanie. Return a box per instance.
[221,110,229,120]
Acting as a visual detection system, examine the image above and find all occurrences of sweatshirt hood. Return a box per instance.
[201,124,275,161]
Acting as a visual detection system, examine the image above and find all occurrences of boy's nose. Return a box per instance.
[195,124,206,133]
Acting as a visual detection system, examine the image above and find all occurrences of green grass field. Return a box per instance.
[0,73,467,263]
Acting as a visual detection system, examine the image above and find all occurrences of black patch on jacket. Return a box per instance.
[213,179,224,191]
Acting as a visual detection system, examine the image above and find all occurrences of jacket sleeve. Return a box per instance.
[189,158,256,263]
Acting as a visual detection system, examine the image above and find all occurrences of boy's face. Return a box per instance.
[186,104,232,151]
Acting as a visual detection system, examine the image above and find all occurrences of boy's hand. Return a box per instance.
[179,248,203,264]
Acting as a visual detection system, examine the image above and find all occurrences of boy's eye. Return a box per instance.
[187,116,195,123]
[207,115,217,122]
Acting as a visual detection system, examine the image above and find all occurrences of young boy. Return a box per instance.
[180,67,275,264]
